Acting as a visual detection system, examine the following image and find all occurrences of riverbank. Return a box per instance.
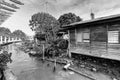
[4,68,17,80]
[29,54,112,80]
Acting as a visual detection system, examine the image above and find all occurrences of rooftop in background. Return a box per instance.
[62,13,120,29]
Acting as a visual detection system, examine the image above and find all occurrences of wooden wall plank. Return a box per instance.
[69,29,76,45]
[108,24,120,56]
[70,23,120,60]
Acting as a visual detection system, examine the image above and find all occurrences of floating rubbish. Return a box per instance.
[63,63,70,70]
[69,71,74,74]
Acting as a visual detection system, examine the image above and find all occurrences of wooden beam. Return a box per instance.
[106,25,108,55]
[0,1,20,9]
[0,10,13,15]
[90,27,92,54]
[68,30,71,57]
[75,28,77,46]
[0,5,16,12]
[9,0,24,5]
[0,14,10,24]
[0,12,11,17]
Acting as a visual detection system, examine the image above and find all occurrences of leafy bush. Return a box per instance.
[57,39,68,49]
[44,39,68,58]
[0,51,12,70]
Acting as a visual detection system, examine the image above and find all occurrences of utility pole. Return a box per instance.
[45,2,48,13]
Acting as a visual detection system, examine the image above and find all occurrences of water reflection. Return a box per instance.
[7,43,89,80]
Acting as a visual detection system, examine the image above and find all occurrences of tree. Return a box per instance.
[0,27,11,34]
[12,30,26,40]
[29,12,60,43]
[58,13,82,27]
[34,33,45,41]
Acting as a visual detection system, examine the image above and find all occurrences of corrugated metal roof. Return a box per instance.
[0,1,20,9]
[63,13,120,28]
[0,0,24,25]
[10,0,24,5]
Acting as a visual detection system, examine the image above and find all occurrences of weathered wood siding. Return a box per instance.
[71,26,108,57]
[108,24,120,56]
[70,23,120,60]
[70,27,90,55]
[75,42,90,54]
[69,29,76,47]
[90,26,107,56]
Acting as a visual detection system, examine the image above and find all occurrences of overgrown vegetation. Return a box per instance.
[44,39,68,58]
[0,50,12,79]
[72,54,120,80]
[18,40,33,52]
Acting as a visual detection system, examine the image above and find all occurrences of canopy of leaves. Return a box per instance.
[29,12,60,42]
[58,13,82,27]
[0,27,11,35]
[12,30,26,40]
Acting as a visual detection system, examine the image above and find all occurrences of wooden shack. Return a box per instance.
[61,14,120,61]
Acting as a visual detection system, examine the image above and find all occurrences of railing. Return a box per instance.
[0,41,22,46]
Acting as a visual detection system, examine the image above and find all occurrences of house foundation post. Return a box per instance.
[67,30,71,58]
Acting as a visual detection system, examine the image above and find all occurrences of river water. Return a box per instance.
[6,43,90,80]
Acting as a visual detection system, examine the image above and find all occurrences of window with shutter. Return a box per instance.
[108,31,119,43]
[83,32,90,42]
[77,32,82,42]
[76,31,90,42]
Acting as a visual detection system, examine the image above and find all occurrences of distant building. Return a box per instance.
[27,36,34,41]
[0,33,21,44]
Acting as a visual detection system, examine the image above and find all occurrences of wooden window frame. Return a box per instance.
[76,31,90,43]
[108,31,119,44]
[82,32,90,42]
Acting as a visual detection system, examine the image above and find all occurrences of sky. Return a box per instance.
[1,0,120,36]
